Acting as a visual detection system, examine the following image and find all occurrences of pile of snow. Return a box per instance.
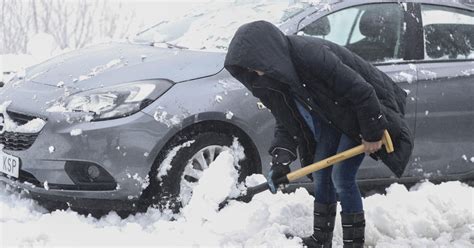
[181,150,242,222]
[0,101,46,134]
[1,146,473,246]
[362,182,473,247]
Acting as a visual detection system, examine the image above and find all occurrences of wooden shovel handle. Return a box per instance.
[286,145,365,181]
[382,130,394,153]
[286,130,394,182]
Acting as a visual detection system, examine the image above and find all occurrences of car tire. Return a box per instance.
[141,130,254,212]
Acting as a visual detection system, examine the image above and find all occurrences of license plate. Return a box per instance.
[0,150,20,178]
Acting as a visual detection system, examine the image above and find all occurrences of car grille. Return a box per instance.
[0,131,39,151]
[6,110,35,125]
[0,111,42,151]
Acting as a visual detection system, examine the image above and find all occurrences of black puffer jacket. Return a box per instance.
[224,21,413,177]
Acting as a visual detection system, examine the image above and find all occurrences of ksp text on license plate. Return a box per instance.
[0,150,20,178]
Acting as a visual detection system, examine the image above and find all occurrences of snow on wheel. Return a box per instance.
[180,145,225,206]
[142,130,253,211]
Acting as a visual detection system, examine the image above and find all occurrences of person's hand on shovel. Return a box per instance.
[268,148,296,193]
[362,139,383,154]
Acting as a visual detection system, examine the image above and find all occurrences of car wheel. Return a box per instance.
[143,130,254,212]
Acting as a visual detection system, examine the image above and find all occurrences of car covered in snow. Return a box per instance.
[0,0,473,213]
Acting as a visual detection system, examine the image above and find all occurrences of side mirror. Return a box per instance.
[0,81,4,88]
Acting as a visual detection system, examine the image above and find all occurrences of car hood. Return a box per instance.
[0,42,226,116]
[24,42,226,89]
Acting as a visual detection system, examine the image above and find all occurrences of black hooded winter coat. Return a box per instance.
[224,21,413,178]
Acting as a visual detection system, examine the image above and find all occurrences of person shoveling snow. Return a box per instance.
[224,20,413,247]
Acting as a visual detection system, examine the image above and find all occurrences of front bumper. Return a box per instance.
[0,109,173,210]
[0,178,140,211]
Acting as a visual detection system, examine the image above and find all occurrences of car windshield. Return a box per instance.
[131,1,315,50]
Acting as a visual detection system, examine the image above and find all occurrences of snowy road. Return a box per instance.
[0,151,473,247]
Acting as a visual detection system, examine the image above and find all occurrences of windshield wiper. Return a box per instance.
[153,42,188,50]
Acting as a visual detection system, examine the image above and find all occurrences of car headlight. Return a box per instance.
[51,80,172,121]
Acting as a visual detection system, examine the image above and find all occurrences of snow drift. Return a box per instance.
[0,147,473,247]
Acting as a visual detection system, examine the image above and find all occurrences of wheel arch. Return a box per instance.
[153,112,263,174]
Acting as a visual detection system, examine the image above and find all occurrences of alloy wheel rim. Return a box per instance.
[179,145,224,206]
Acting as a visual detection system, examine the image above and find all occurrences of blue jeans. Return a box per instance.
[295,100,365,213]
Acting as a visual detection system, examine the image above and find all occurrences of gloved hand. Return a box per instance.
[268,148,296,194]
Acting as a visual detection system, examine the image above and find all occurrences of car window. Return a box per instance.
[298,3,405,63]
[421,4,474,60]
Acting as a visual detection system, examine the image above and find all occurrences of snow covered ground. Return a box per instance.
[1,149,473,247]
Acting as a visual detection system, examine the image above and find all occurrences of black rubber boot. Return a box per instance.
[302,202,337,248]
[341,212,365,248]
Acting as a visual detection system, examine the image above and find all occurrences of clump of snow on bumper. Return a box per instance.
[70,129,83,136]
[126,172,150,190]
[0,101,46,134]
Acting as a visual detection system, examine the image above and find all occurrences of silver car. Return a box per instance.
[1,0,473,214]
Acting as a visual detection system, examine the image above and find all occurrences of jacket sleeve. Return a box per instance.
[306,44,388,141]
[250,87,298,157]
[269,117,298,157]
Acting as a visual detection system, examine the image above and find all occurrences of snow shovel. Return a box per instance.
[219,130,394,208]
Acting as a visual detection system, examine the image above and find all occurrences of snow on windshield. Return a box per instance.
[133,1,313,50]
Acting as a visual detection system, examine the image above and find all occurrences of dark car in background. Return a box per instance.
[0,0,473,213]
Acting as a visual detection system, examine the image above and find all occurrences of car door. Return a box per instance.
[411,4,474,179]
[295,1,418,180]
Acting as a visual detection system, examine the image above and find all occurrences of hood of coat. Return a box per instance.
[224,20,300,90]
